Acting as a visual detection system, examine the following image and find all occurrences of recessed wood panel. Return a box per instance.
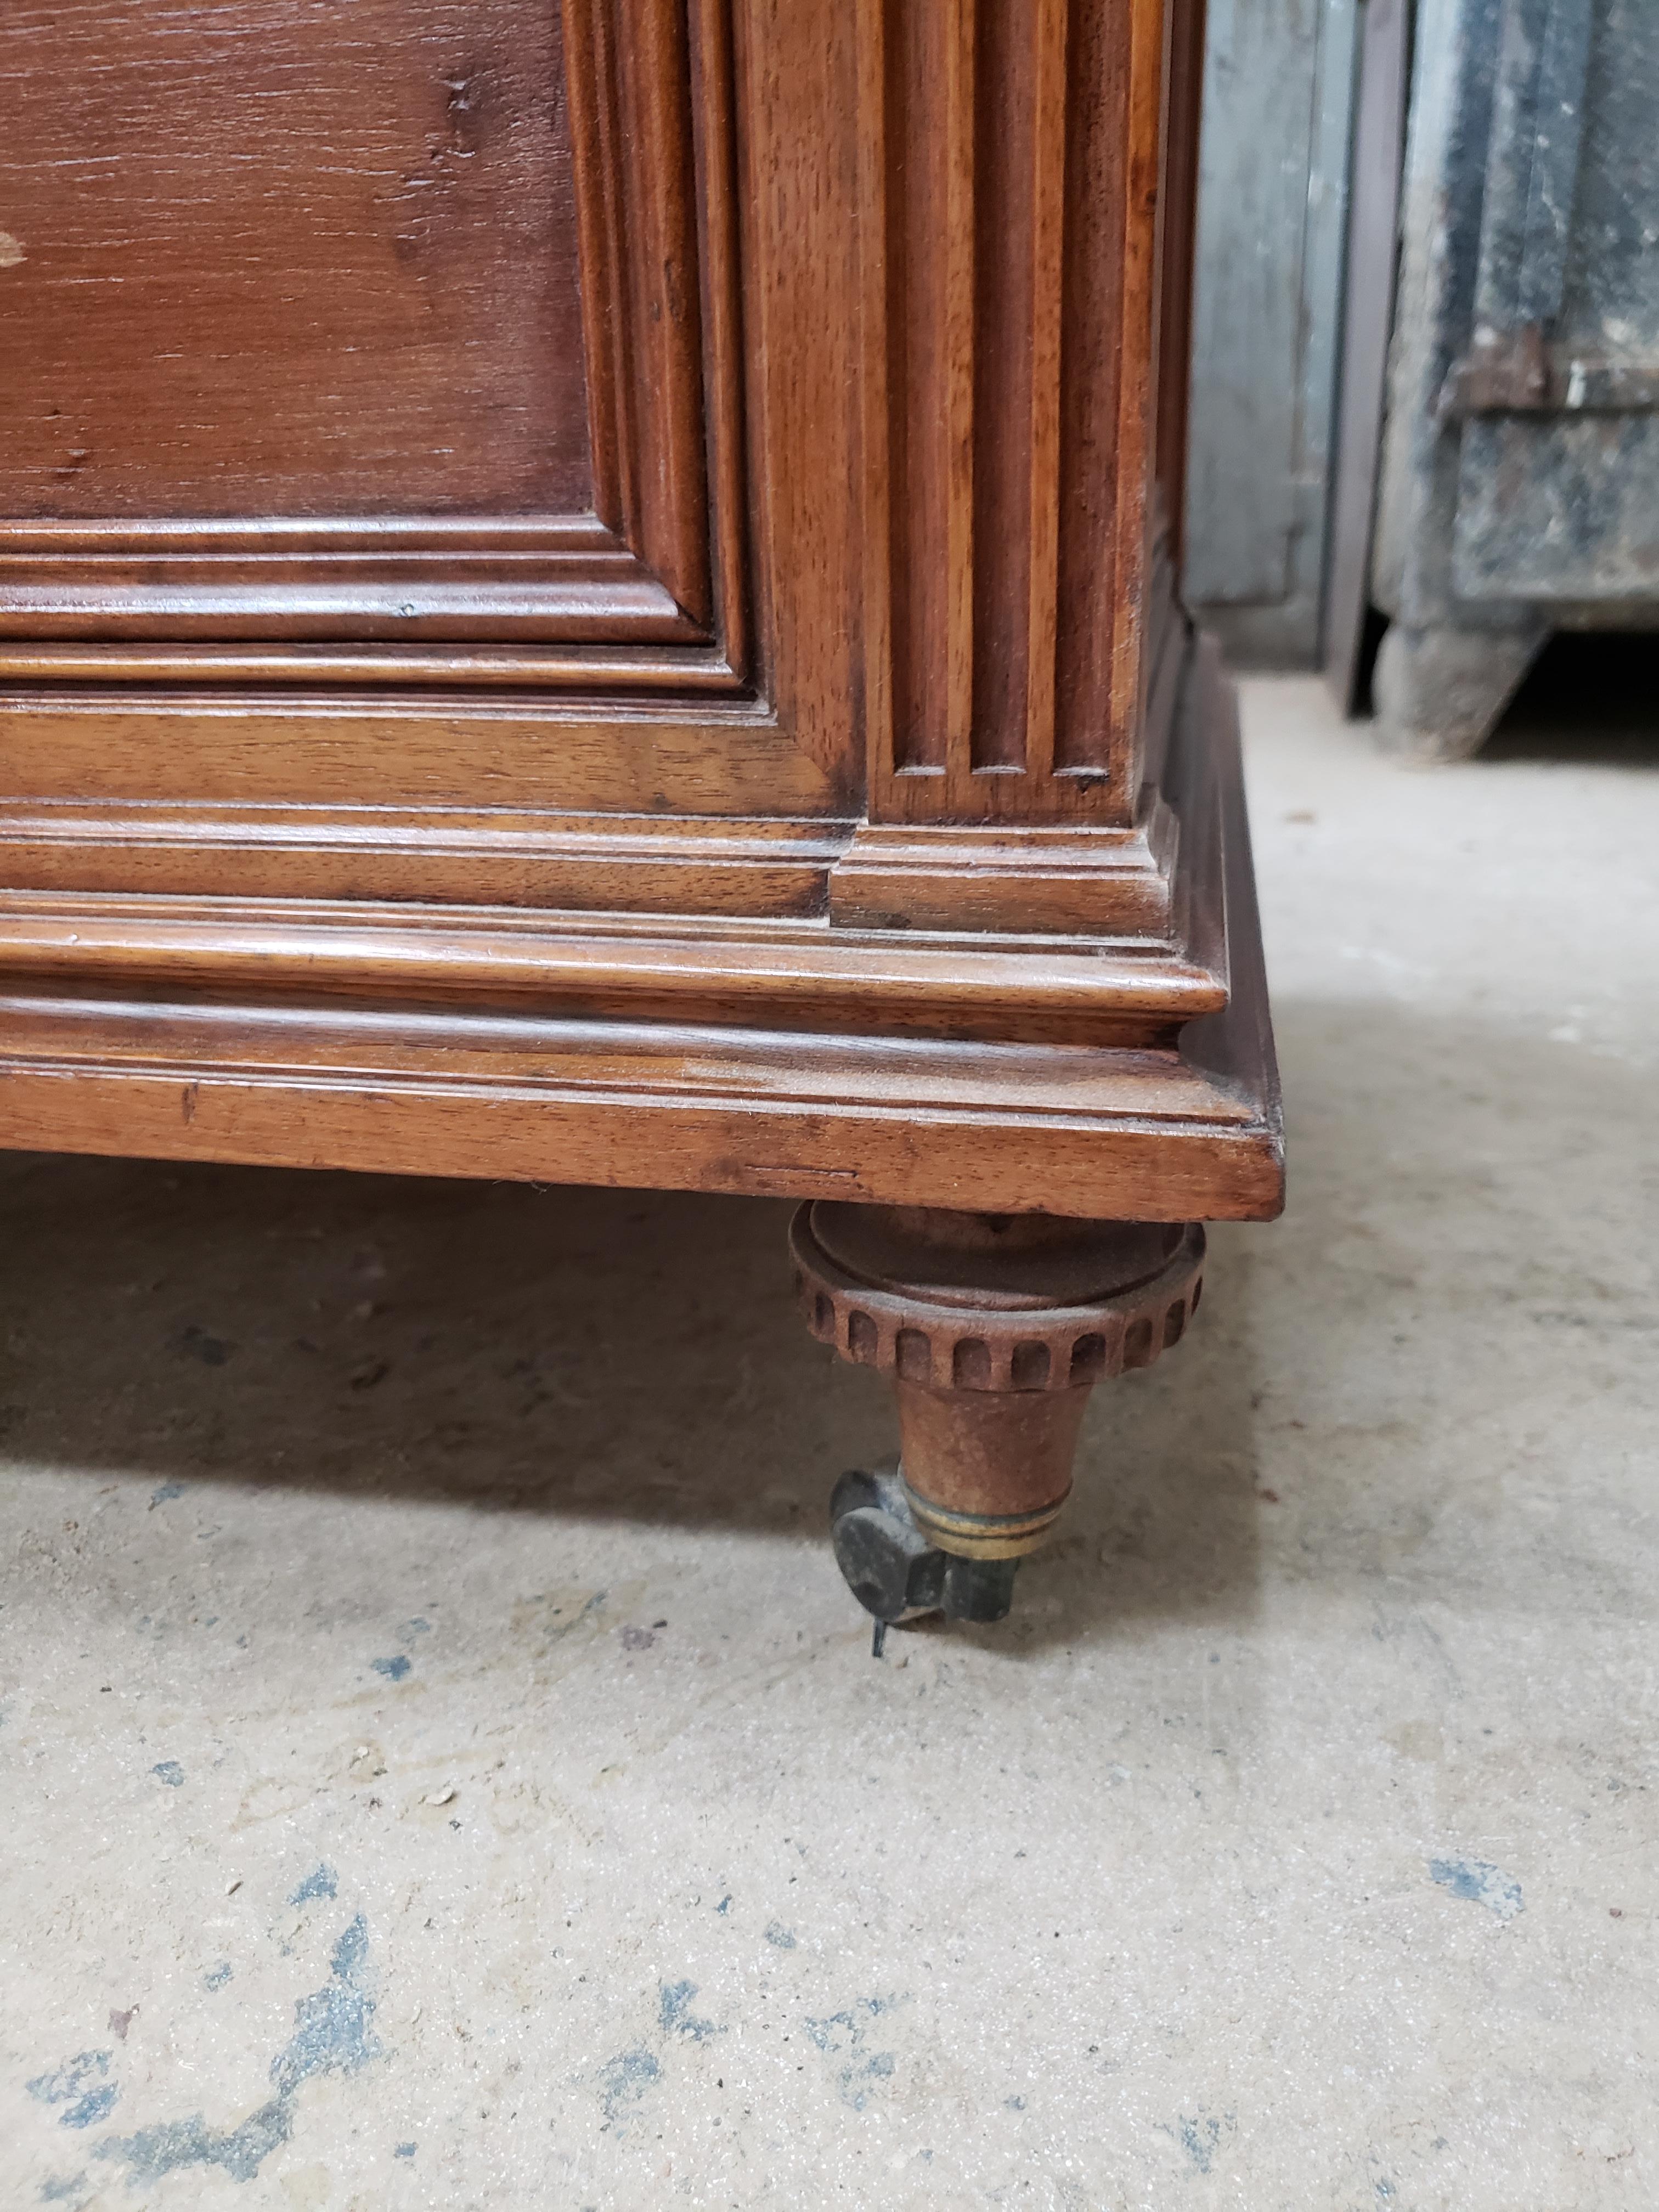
[0,0,591,521]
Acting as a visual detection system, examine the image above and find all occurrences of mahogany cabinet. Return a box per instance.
[0,0,1282,1629]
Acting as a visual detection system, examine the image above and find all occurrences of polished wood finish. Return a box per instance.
[0,0,1279,1231]
[794,1205,1206,1554]
[0,0,742,672]
[0,645,1279,1221]
[0,0,592,525]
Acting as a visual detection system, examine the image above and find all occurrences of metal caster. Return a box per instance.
[830,1465,1020,1650]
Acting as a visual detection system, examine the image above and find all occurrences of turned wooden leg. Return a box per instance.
[791,1203,1205,1628]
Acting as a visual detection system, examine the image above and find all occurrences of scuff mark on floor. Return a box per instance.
[173,1325,235,1367]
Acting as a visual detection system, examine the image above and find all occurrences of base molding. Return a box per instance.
[0,637,1282,1221]
[826,801,1178,936]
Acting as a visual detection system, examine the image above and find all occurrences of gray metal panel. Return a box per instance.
[1183,0,1360,665]
[1454,417,1659,598]
[1477,0,1595,331]
[1446,0,1659,602]
[1324,0,1413,708]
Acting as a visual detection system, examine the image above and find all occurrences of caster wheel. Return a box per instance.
[830,1466,1020,1638]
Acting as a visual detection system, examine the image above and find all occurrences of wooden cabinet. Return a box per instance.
[0,0,1281,1628]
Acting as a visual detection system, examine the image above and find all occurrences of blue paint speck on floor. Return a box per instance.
[804,2001,899,2110]
[269,1917,379,2097]
[97,2101,290,2185]
[659,1980,718,2041]
[204,1963,233,1991]
[59,2083,118,2129]
[1428,1855,1525,1921]
[394,2142,416,2158]
[370,1656,411,1681]
[763,1921,797,1950]
[97,1916,381,2187]
[289,1863,338,1905]
[150,1762,185,1787]
[39,2175,88,2202]
[1180,2115,1224,2174]
[598,2049,660,2130]
[150,1483,184,1506]
[26,2051,118,2131]
[715,1895,731,1915]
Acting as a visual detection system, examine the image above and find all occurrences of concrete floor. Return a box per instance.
[2,676,1656,2211]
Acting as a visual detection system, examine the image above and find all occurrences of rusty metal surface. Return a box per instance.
[1441,334,1659,416]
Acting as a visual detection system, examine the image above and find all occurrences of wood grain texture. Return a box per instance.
[0,1003,1279,1220]
[0,690,835,819]
[0,0,740,673]
[0,0,590,521]
[563,0,719,629]
[0,807,847,918]
[0,521,702,647]
[1156,0,1207,573]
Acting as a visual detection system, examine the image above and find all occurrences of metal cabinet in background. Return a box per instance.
[1183,0,1360,665]
[1350,0,1659,754]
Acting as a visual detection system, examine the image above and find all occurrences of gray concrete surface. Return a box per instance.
[3,676,1656,2211]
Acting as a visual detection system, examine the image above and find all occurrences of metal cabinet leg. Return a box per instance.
[1372,621,1547,761]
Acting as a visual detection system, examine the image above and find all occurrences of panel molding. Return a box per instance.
[0,0,750,692]
[0,517,699,646]
[0,804,843,919]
